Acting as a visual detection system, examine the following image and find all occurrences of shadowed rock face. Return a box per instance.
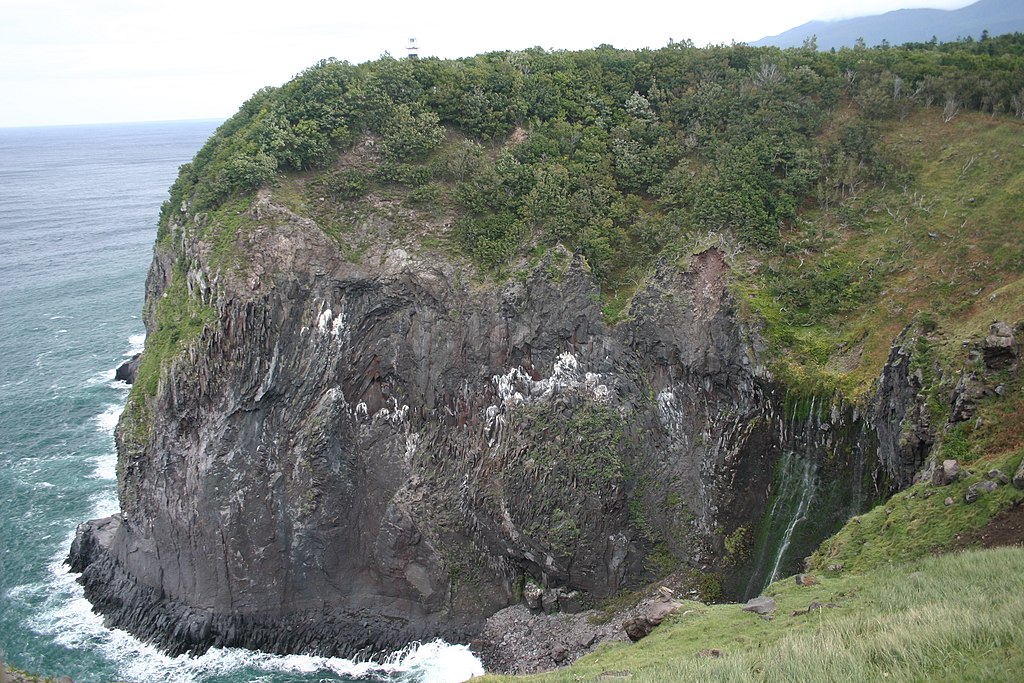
[68,197,930,658]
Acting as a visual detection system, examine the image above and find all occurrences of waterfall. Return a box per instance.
[743,450,818,598]
[762,452,817,591]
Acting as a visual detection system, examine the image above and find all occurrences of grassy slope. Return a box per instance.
[481,546,1024,683]
[739,108,1024,398]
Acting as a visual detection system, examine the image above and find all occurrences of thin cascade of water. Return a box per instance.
[762,452,817,591]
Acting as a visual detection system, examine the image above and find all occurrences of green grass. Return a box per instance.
[810,450,1024,574]
[735,109,1024,401]
[480,546,1024,682]
[132,261,216,398]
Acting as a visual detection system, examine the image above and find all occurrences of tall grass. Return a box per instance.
[483,547,1024,683]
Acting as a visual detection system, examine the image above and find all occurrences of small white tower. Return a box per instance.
[406,37,419,59]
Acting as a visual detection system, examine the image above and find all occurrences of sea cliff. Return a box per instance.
[69,188,928,657]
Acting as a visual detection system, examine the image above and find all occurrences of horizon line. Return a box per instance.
[0,116,226,131]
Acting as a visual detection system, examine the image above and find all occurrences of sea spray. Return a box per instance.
[18,537,483,683]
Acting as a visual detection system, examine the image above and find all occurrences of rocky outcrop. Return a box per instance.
[870,327,934,488]
[68,193,934,660]
[114,354,141,384]
[983,321,1019,370]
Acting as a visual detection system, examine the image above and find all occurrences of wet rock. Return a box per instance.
[114,353,141,384]
[741,596,777,616]
[983,322,1018,370]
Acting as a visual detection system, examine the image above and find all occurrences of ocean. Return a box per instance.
[0,121,481,683]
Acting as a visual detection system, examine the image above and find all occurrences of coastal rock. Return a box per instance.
[870,327,935,487]
[965,480,1000,504]
[987,469,1010,486]
[623,599,681,642]
[1014,457,1024,490]
[523,583,544,612]
[114,353,141,384]
[68,192,930,660]
[475,603,621,674]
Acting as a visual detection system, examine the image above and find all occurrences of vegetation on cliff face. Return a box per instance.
[121,33,1024,674]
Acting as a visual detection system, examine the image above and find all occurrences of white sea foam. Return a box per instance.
[17,539,484,683]
[87,367,123,388]
[91,451,118,481]
[89,489,120,518]
[94,404,123,436]
[90,404,123,480]
[127,333,146,356]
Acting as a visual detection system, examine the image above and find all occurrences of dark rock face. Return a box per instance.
[870,327,934,488]
[68,196,934,659]
[114,354,141,384]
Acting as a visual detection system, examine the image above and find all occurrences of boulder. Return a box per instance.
[557,589,583,614]
[931,459,961,486]
[987,469,1010,486]
[741,596,777,616]
[1014,457,1024,490]
[983,322,1018,370]
[795,574,819,586]
[523,583,543,612]
[623,599,681,642]
[541,589,560,615]
[949,374,985,423]
[623,617,654,642]
[965,480,999,504]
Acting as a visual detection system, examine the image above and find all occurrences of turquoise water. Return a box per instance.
[0,121,479,683]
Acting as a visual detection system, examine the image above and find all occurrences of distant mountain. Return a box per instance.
[752,0,1024,50]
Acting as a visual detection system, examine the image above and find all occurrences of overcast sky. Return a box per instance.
[0,0,975,128]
